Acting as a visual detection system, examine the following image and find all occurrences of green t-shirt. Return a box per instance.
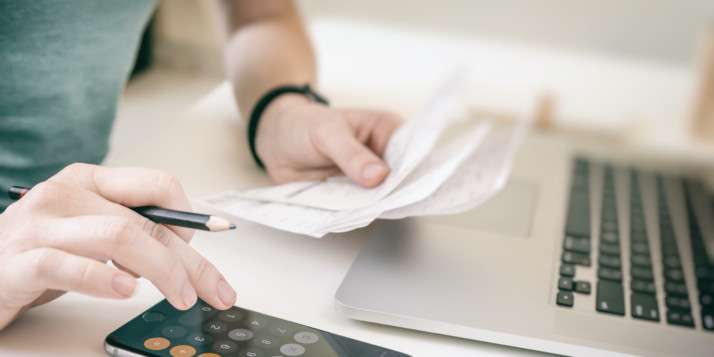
[0,0,156,211]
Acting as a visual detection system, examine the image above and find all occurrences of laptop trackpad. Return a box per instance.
[422,179,537,237]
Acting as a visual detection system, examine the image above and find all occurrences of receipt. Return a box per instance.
[202,69,532,238]
[204,121,493,237]
[379,120,530,219]
[227,68,466,210]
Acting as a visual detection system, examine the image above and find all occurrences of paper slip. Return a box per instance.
[224,68,466,211]
[202,69,532,237]
[203,121,492,236]
[379,120,530,219]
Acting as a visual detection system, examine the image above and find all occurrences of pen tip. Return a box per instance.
[229,223,236,230]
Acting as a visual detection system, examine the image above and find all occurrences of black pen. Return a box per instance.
[8,186,236,232]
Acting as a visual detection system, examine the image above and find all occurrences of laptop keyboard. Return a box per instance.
[556,158,714,332]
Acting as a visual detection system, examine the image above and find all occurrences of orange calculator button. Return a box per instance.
[197,354,221,357]
[170,345,196,357]
[144,337,170,350]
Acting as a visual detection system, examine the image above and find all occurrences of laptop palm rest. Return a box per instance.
[335,180,540,337]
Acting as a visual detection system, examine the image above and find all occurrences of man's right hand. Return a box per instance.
[0,163,237,331]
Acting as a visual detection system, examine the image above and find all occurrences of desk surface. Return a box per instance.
[0,83,546,357]
[0,20,706,357]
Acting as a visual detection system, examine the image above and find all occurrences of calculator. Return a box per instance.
[104,299,411,357]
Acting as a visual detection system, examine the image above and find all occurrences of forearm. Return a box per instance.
[218,0,316,118]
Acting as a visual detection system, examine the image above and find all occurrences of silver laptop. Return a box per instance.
[335,132,714,356]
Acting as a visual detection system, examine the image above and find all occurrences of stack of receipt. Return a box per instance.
[202,70,531,237]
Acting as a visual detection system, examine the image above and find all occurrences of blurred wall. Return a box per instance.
[149,0,714,75]
[300,0,714,65]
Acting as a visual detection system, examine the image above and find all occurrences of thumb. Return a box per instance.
[319,128,390,188]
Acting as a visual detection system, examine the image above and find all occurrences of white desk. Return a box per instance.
[0,20,706,357]
[0,83,543,357]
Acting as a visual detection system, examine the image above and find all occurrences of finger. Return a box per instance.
[313,122,390,188]
[5,248,137,300]
[146,226,236,310]
[38,216,235,310]
[34,216,197,310]
[50,164,194,242]
[343,109,404,157]
[113,262,140,278]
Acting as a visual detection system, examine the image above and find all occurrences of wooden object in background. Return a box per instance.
[693,26,714,141]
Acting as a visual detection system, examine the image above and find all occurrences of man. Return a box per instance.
[0,0,402,331]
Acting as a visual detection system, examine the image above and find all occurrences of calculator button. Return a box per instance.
[294,331,319,344]
[142,311,165,322]
[186,333,212,346]
[213,341,238,354]
[170,345,196,357]
[144,337,170,350]
[244,317,269,330]
[280,343,306,356]
[228,328,254,341]
[197,354,221,357]
[219,310,243,322]
[179,310,206,326]
[163,325,188,338]
[203,321,228,334]
[254,335,279,348]
[239,347,264,357]
[269,324,293,337]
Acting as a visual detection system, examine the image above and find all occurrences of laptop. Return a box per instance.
[335,130,714,356]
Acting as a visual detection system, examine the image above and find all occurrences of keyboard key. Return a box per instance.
[562,251,591,266]
[598,255,622,269]
[631,279,656,295]
[631,267,654,281]
[630,254,652,268]
[600,231,619,244]
[574,281,591,295]
[665,296,691,311]
[665,282,688,297]
[664,269,685,282]
[702,310,714,331]
[631,242,650,255]
[596,280,625,316]
[661,242,679,256]
[696,266,714,280]
[601,221,617,232]
[698,279,714,294]
[700,293,714,309]
[559,264,575,277]
[558,277,574,291]
[599,243,621,256]
[598,267,623,282]
[556,291,574,307]
[666,309,695,328]
[565,196,590,238]
[663,256,681,269]
[631,293,659,321]
[563,236,591,254]
[629,230,648,242]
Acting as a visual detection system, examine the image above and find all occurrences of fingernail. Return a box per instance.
[112,275,137,297]
[217,279,236,307]
[182,280,197,308]
[362,162,387,182]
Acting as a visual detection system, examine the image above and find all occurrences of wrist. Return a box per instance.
[254,94,311,167]
[247,84,329,169]
[259,93,310,130]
